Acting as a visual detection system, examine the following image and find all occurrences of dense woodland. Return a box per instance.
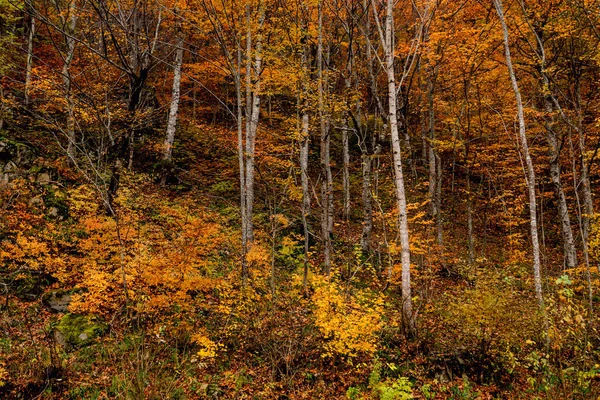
[2,0,600,398]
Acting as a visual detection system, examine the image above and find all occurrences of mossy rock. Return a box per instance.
[55,313,107,349]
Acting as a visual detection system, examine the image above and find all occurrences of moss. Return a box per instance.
[55,313,107,348]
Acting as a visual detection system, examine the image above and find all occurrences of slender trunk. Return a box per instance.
[532,26,578,270]
[163,10,184,161]
[62,2,77,163]
[342,105,350,220]
[364,0,385,122]
[386,0,414,333]
[467,169,475,264]
[300,23,311,289]
[237,40,249,285]
[360,0,374,253]
[25,13,35,105]
[575,82,594,310]
[576,82,594,249]
[244,4,253,245]
[301,110,310,287]
[426,65,443,255]
[361,151,373,253]
[435,152,443,248]
[495,0,543,307]
[245,1,264,244]
[318,0,332,275]
[342,51,352,220]
[426,76,438,236]
[546,121,577,269]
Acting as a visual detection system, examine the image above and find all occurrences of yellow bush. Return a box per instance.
[312,276,385,358]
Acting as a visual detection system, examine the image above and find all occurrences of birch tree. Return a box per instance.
[163,8,184,162]
[244,0,264,244]
[318,0,333,275]
[24,8,35,105]
[494,0,543,306]
[300,5,311,288]
[380,0,418,333]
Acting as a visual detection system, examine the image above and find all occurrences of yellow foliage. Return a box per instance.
[588,215,600,262]
[312,275,385,358]
[0,361,7,388]
[191,331,221,359]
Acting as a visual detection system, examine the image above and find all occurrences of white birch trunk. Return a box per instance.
[300,25,311,288]
[385,0,414,333]
[342,77,351,221]
[342,121,350,220]
[237,42,249,285]
[25,14,35,105]
[318,0,333,275]
[301,111,310,286]
[163,11,184,161]
[495,0,543,307]
[244,2,264,244]
[62,1,77,163]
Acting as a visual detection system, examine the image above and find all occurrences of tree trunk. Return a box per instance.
[574,82,594,310]
[62,2,77,164]
[530,25,578,270]
[385,0,414,334]
[467,169,475,264]
[545,119,577,269]
[236,41,249,285]
[495,0,543,307]
[342,112,350,221]
[25,13,35,105]
[361,151,373,253]
[300,23,311,288]
[163,10,184,162]
[318,0,333,275]
[244,1,265,245]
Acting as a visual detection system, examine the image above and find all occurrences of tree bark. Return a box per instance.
[300,21,311,288]
[361,151,373,253]
[163,9,184,162]
[25,13,35,105]
[385,0,414,333]
[467,170,475,264]
[244,1,264,245]
[62,1,77,164]
[545,116,577,269]
[495,0,543,307]
[342,109,351,220]
[318,0,333,275]
[530,23,578,270]
[426,68,443,255]
[237,41,249,285]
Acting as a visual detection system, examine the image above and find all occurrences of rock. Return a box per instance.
[48,207,59,218]
[55,313,107,349]
[37,172,51,184]
[28,196,44,208]
[54,329,67,347]
[43,291,72,312]
[0,161,17,186]
[0,173,8,186]
[3,161,16,172]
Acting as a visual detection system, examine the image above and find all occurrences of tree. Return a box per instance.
[163,7,184,162]
[494,0,543,307]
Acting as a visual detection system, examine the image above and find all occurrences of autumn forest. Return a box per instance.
[2,0,600,398]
